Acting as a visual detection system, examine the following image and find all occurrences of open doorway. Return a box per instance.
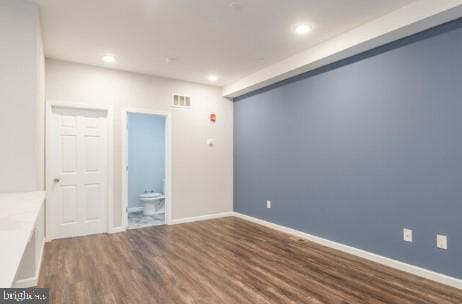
[122,109,172,229]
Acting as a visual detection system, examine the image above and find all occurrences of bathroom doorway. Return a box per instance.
[122,109,172,229]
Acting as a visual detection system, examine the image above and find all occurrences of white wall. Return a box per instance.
[0,0,45,192]
[45,59,233,226]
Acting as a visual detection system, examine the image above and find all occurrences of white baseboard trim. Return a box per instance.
[14,239,46,288]
[14,277,38,288]
[233,212,462,290]
[170,211,234,225]
[109,226,127,234]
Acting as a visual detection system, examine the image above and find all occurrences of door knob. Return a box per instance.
[53,178,61,183]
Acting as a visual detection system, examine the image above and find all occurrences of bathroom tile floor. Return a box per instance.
[128,211,165,229]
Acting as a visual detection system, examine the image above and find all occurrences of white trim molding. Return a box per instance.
[233,212,462,290]
[223,0,462,97]
[14,277,39,289]
[170,212,234,225]
[109,226,127,234]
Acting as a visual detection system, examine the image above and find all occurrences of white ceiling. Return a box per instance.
[34,0,416,87]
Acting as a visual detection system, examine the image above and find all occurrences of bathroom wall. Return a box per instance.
[0,0,45,192]
[46,59,233,226]
[234,18,462,278]
[128,113,166,210]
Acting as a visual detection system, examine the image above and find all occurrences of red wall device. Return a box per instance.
[210,113,216,122]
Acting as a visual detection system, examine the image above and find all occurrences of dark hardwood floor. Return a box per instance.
[38,217,462,304]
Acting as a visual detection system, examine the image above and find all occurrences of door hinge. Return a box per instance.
[126,165,128,171]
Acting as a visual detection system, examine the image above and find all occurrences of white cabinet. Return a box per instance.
[0,192,46,288]
[14,203,46,287]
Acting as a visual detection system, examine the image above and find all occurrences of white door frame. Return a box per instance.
[121,108,172,228]
[45,101,114,241]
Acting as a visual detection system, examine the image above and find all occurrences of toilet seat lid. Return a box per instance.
[139,193,163,199]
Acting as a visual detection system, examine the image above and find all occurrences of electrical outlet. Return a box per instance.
[403,228,413,242]
[266,200,271,209]
[437,234,448,250]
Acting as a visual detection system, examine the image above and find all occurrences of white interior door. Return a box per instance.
[49,106,108,239]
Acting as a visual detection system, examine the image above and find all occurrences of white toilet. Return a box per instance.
[139,192,164,216]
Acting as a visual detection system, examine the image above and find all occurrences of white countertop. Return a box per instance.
[0,191,46,288]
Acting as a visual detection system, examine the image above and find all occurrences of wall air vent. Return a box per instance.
[172,94,191,108]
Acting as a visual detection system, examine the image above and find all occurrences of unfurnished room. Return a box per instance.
[1,0,462,303]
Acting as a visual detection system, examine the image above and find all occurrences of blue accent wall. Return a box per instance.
[234,19,462,278]
[128,113,165,209]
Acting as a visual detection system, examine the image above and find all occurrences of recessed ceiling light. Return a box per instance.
[102,54,116,63]
[229,2,242,11]
[208,74,219,82]
[294,24,312,35]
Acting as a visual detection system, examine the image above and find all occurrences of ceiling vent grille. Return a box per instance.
[172,94,191,108]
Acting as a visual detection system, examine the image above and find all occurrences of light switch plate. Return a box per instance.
[266,200,271,209]
[437,234,448,250]
[403,228,413,242]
